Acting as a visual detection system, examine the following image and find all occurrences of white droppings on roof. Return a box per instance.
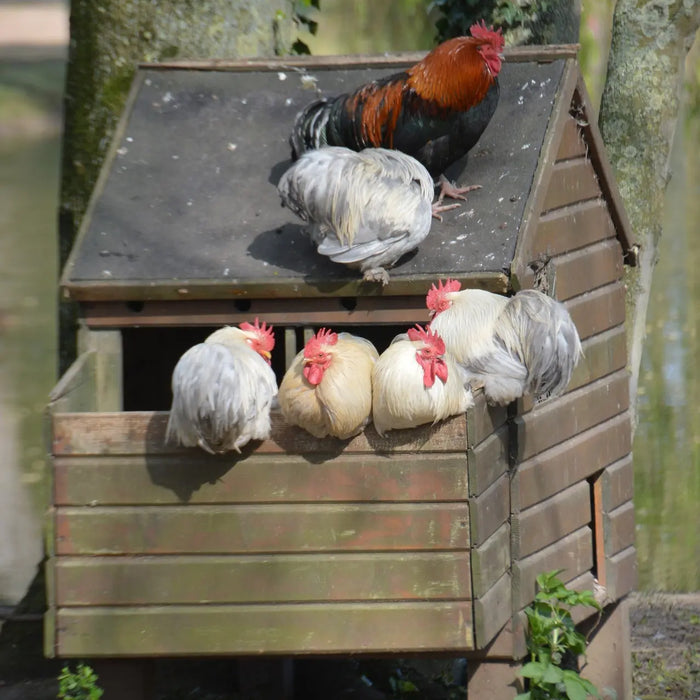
[285,97,293,106]
[101,270,112,277]
[227,143,237,151]
[300,74,318,89]
[498,197,504,203]
[241,98,248,105]
[277,72,287,81]
[521,143,530,150]
[223,268,230,276]
[517,96,524,105]
[126,136,134,143]
[172,154,179,160]
[162,91,174,103]
[116,146,128,156]
[455,233,468,241]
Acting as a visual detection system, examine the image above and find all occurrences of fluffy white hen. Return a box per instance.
[372,324,473,435]
[277,146,442,285]
[427,279,582,405]
[166,319,278,453]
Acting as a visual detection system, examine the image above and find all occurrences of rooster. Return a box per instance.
[278,328,379,439]
[427,279,582,405]
[166,319,278,453]
[278,146,451,285]
[290,21,504,201]
[372,324,473,435]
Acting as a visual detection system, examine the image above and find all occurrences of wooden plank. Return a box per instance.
[471,522,510,599]
[567,325,627,394]
[601,455,634,512]
[55,502,470,555]
[467,425,509,498]
[77,327,123,411]
[55,601,476,656]
[68,271,509,305]
[82,296,433,329]
[512,526,594,610]
[514,370,629,461]
[54,452,469,506]
[466,391,508,448]
[47,351,98,414]
[517,239,623,301]
[551,239,623,301]
[573,78,636,260]
[513,412,631,510]
[473,570,512,650]
[605,501,635,557]
[541,158,602,214]
[592,475,607,587]
[605,546,637,601]
[55,552,471,606]
[565,282,626,340]
[52,411,467,456]
[141,45,580,73]
[555,114,586,161]
[511,59,578,281]
[470,474,509,548]
[513,482,591,559]
[534,199,616,258]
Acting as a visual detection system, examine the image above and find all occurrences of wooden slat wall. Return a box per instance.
[49,410,478,657]
[508,100,634,636]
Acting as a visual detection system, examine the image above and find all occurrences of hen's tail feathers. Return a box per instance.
[290,99,333,159]
[502,290,583,402]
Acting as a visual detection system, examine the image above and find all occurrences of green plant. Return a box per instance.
[517,570,602,700]
[58,662,104,700]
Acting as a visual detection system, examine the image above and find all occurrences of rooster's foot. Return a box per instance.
[437,174,482,203]
[432,200,461,221]
[362,267,390,286]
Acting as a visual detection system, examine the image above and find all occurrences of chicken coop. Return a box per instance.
[46,46,637,698]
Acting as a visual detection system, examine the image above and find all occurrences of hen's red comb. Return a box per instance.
[470,20,504,47]
[304,327,338,357]
[239,318,275,352]
[407,324,446,355]
[426,278,461,310]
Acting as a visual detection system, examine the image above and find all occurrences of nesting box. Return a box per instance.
[47,46,637,691]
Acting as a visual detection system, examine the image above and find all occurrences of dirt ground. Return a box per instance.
[0,591,698,699]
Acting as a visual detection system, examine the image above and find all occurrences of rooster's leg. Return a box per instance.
[362,267,391,286]
[437,174,482,203]
[431,200,461,221]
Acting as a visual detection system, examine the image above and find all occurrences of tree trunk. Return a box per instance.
[598,0,699,431]
[58,0,296,373]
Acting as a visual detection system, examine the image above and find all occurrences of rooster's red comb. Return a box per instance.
[407,324,446,355]
[304,327,338,357]
[426,278,461,310]
[239,318,275,352]
[470,20,504,48]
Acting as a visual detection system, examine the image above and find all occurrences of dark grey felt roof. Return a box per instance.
[61,56,567,300]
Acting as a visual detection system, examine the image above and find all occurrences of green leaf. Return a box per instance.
[542,662,564,684]
[520,661,545,680]
[515,693,532,700]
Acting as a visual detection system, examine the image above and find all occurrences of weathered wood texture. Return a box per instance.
[48,405,482,657]
[56,602,475,656]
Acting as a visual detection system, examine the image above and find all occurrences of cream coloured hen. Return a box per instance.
[372,324,473,435]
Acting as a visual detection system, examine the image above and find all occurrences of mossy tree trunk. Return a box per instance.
[58,0,296,373]
[598,0,699,430]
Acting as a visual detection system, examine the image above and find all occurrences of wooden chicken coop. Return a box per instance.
[46,46,637,698]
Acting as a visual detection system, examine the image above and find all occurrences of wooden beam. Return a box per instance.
[55,602,476,656]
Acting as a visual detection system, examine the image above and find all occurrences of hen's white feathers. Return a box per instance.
[278,147,434,283]
[430,288,582,405]
[166,326,278,453]
[372,332,473,436]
